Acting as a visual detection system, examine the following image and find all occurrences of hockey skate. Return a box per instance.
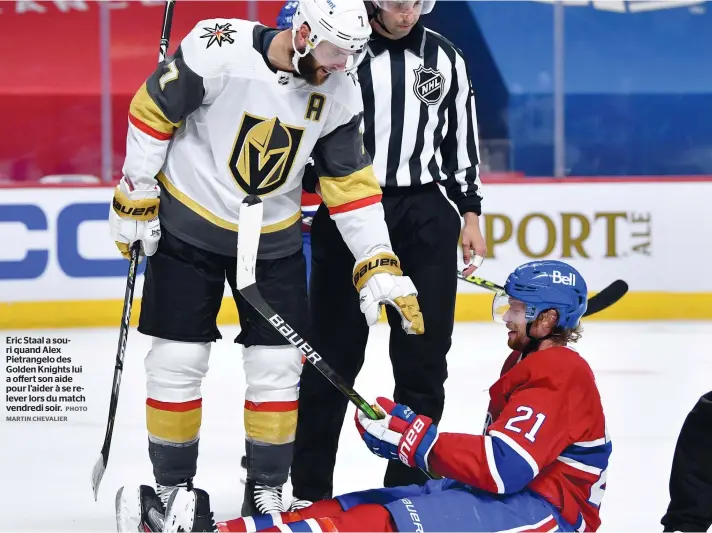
[163,487,217,533]
[115,484,167,532]
[115,483,215,532]
[240,456,312,514]
[288,497,314,512]
[241,479,286,516]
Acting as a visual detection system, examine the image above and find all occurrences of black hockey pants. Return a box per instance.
[291,182,461,502]
[662,390,712,532]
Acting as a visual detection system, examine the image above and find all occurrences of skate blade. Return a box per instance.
[164,489,196,533]
[115,486,142,532]
[91,454,106,501]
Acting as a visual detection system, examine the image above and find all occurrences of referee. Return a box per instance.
[662,391,712,532]
[289,0,486,509]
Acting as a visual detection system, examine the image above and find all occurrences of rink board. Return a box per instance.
[1,180,711,328]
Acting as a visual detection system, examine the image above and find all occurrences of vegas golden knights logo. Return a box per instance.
[229,113,304,196]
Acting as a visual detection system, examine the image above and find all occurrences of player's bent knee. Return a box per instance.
[145,338,211,402]
[334,504,396,532]
[144,338,211,446]
[243,345,303,445]
[243,345,303,403]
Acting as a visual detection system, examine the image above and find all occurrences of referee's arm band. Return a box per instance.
[456,197,482,217]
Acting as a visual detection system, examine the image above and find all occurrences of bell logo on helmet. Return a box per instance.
[552,270,576,286]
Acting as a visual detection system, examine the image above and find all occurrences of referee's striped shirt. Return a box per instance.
[357,22,483,215]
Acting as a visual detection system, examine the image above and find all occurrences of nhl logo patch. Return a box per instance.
[413,65,445,106]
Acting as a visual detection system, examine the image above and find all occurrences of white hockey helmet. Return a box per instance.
[370,0,436,15]
[291,0,372,73]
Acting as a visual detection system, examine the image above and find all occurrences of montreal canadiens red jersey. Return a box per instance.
[301,191,321,232]
[428,346,610,532]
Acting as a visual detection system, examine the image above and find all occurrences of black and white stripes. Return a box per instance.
[356,23,483,215]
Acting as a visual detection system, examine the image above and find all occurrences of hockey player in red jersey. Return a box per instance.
[154,260,611,532]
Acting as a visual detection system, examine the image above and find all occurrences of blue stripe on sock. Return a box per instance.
[286,520,316,533]
[252,514,275,530]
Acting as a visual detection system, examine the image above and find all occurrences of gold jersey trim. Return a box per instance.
[319,166,382,210]
[130,83,182,135]
[156,172,300,234]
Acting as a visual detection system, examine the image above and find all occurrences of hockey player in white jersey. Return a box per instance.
[110,0,424,528]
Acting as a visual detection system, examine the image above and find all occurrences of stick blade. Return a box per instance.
[584,279,629,317]
[91,453,107,501]
[236,195,264,290]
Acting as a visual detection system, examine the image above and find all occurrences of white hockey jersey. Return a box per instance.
[122,18,391,260]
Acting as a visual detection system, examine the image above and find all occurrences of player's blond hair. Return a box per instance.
[538,309,583,345]
[550,323,583,345]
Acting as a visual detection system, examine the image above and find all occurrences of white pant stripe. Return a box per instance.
[242,516,257,532]
[305,518,323,532]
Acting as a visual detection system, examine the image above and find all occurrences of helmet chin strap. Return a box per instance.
[368,4,394,36]
[291,30,309,74]
[522,322,554,356]
[374,11,393,35]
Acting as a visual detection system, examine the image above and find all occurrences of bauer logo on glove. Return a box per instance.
[353,250,425,335]
[109,177,162,261]
[353,254,401,289]
[112,195,159,220]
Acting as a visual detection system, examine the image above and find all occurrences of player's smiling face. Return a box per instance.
[499,297,560,350]
[502,298,529,350]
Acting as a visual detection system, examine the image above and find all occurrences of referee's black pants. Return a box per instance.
[291,183,461,501]
[661,391,712,532]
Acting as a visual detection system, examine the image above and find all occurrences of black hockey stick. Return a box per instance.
[90,243,140,501]
[236,197,441,480]
[235,196,383,421]
[90,0,177,502]
[457,272,629,317]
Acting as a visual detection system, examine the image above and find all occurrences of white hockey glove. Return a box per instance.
[109,177,161,260]
[353,250,424,335]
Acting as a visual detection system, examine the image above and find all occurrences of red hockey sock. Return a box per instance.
[216,499,343,532]
[245,517,338,533]
[293,499,344,519]
[327,504,395,532]
[216,503,394,532]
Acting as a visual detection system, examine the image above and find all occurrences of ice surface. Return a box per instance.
[2,321,712,531]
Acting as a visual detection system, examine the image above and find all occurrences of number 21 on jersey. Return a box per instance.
[504,405,547,443]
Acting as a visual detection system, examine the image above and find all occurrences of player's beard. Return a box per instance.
[507,324,527,351]
[294,53,331,86]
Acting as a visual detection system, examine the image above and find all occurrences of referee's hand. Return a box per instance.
[461,213,487,277]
